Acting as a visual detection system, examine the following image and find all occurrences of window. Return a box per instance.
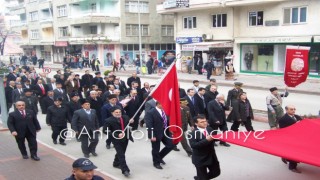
[91,3,97,13]
[249,11,263,26]
[283,7,307,24]
[212,14,227,27]
[30,30,39,39]
[59,27,68,37]
[29,11,38,21]
[161,25,174,36]
[126,24,149,36]
[125,1,149,13]
[57,5,67,17]
[90,26,97,34]
[183,17,197,29]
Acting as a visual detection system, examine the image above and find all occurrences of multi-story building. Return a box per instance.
[9,0,175,65]
[157,0,320,77]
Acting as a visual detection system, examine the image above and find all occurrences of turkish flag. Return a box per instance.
[214,119,320,167]
[150,63,182,144]
[284,46,310,87]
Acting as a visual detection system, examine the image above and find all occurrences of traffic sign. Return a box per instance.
[43,67,51,73]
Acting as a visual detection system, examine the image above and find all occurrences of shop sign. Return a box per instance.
[163,0,177,9]
[284,45,310,87]
[176,37,202,44]
[55,41,68,47]
[176,0,189,8]
[182,44,209,51]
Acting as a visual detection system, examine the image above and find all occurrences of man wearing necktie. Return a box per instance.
[34,79,48,114]
[7,101,41,161]
[189,115,220,180]
[12,82,24,109]
[145,101,174,170]
[103,106,134,177]
[71,99,100,158]
[279,105,303,173]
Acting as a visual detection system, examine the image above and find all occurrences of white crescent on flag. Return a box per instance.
[168,88,172,101]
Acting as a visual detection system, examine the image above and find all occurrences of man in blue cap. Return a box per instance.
[65,158,104,180]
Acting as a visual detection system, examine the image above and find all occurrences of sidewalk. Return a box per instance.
[0,129,112,180]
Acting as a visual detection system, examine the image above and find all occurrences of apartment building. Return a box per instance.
[9,0,175,65]
[157,0,320,77]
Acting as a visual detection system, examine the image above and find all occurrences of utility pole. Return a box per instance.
[138,0,143,68]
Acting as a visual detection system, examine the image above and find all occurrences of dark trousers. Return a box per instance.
[119,64,126,71]
[197,66,203,74]
[147,66,153,74]
[6,102,12,112]
[79,131,99,155]
[39,96,46,114]
[113,140,130,173]
[131,115,140,130]
[91,64,96,71]
[151,135,174,165]
[195,160,220,180]
[230,117,254,131]
[106,133,113,146]
[210,121,228,144]
[180,131,192,154]
[206,70,212,80]
[95,65,100,72]
[15,128,38,156]
[51,125,67,143]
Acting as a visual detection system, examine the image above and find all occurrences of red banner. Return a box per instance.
[284,46,310,87]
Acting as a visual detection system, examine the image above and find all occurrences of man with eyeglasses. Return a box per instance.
[279,105,302,173]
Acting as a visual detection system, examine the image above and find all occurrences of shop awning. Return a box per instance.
[182,41,233,51]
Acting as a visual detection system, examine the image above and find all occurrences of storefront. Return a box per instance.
[53,41,68,63]
[310,36,320,76]
[236,36,314,75]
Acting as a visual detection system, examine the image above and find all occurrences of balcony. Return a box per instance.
[69,35,119,44]
[40,38,54,45]
[69,16,120,25]
[40,18,53,28]
[10,4,26,15]
[10,21,28,32]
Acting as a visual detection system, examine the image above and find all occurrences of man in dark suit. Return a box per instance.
[184,88,199,119]
[126,72,141,89]
[42,90,55,114]
[101,94,125,149]
[279,105,303,173]
[114,77,127,97]
[5,81,15,112]
[53,82,68,103]
[226,82,243,122]
[145,101,174,170]
[81,70,93,97]
[87,90,103,127]
[6,70,17,86]
[46,97,69,145]
[204,85,219,106]
[72,99,100,158]
[189,115,221,180]
[7,101,41,161]
[207,94,231,147]
[47,78,57,91]
[103,106,134,177]
[124,89,142,130]
[194,87,207,116]
[33,79,48,114]
[12,82,24,107]
[20,89,38,114]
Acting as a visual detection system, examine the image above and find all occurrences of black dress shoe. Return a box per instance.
[194,176,199,180]
[123,171,130,177]
[139,120,144,127]
[60,142,66,146]
[53,140,57,144]
[281,158,288,164]
[22,155,29,159]
[106,145,111,149]
[113,165,121,169]
[84,154,90,158]
[91,152,98,156]
[160,160,166,165]
[220,142,231,147]
[290,168,301,173]
[154,164,163,169]
[173,147,180,151]
[31,155,40,161]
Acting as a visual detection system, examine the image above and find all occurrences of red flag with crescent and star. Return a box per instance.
[149,62,182,144]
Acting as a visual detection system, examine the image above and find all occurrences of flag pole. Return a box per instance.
[126,60,177,128]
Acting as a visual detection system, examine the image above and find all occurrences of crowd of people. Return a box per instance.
[3,61,303,179]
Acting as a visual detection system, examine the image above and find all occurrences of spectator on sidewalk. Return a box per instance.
[65,158,104,180]
[7,101,41,161]
[119,56,126,71]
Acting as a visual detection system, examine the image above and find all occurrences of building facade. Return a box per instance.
[9,0,175,65]
[157,0,320,77]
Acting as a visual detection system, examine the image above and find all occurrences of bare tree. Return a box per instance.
[0,16,9,56]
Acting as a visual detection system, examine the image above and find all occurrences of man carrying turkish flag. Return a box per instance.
[149,62,182,144]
